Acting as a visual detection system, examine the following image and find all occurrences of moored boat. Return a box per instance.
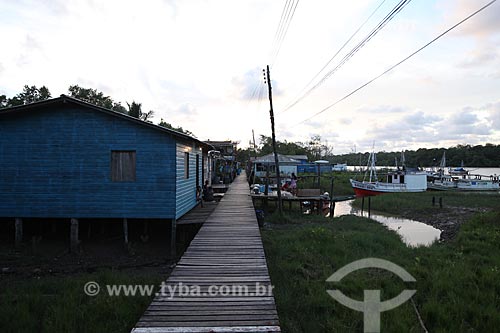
[350,151,427,197]
[428,174,500,191]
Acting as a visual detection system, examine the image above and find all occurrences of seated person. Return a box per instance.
[202,180,214,201]
[321,191,330,216]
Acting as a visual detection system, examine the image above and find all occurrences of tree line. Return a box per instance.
[236,134,500,168]
[335,144,500,168]
[0,85,193,136]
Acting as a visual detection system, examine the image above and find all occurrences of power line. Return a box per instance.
[283,0,412,113]
[271,0,292,53]
[270,0,300,67]
[294,0,498,126]
[282,0,387,112]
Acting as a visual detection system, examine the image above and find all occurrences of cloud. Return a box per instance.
[446,109,491,136]
[365,110,442,148]
[339,118,352,125]
[231,68,265,101]
[177,103,197,116]
[458,47,499,68]
[441,0,500,39]
[357,104,408,114]
[470,100,500,127]
[231,68,284,101]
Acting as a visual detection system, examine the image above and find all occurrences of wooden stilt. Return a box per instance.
[170,219,177,260]
[87,221,92,239]
[361,197,365,215]
[368,197,371,217]
[141,221,149,243]
[123,218,129,245]
[70,218,79,253]
[330,201,336,218]
[15,218,23,248]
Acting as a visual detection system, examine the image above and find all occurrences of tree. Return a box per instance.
[127,101,142,118]
[0,95,7,108]
[258,135,309,157]
[306,135,333,160]
[158,118,194,136]
[68,85,126,113]
[127,101,154,122]
[0,85,52,108]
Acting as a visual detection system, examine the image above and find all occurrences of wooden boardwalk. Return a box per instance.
[132,172,281,333]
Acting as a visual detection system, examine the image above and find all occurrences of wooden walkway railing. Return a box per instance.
[131,172,281,333]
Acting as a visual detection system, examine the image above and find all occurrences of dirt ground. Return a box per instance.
[0,239,178,281]
[400,206,491,242]
[0,221,202,281]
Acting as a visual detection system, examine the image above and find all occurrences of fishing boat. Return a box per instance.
[426,153,499,191]
[428,174,499,191]
[350,151,427,197]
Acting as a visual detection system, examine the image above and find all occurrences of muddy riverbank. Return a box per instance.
[398,206,491,242]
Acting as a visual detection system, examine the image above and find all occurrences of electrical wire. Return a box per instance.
[282,0,387,112]
[293,0,498,126]
[283,0,412,113]
[269,0,300,67]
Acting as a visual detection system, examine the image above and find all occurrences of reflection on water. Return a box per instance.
[333,200,441,247]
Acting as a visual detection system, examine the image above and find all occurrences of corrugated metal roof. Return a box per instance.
[254,153,301,163]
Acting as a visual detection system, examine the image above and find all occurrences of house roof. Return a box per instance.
[286,155,308,161]
[254,153,301,163]
[0,95,213,150]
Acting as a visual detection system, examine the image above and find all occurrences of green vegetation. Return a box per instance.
[237,132,500,168]
[262,211,500,332]
[296,171,356,196]
[0,271,162,333]
[0,85,51,108]
[336,144,500,168]
[0,84,193,135]
[351,191,500,216]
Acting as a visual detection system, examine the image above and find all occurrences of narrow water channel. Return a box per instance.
[333,200,441,247]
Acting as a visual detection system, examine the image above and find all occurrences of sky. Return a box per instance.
[0,0,499,154]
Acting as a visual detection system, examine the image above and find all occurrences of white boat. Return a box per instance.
[426,153,499,191]
[428,174,499,191]
[350,151,427,197]
[332,163,347,171]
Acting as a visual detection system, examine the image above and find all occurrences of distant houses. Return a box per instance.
[252,153,305,178]
[204,140,240,184]
[0,95,213,255]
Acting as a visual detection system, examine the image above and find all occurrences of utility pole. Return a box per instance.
[252,129,258,185]
[264,65,283,214]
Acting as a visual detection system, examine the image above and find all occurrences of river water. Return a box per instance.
[332,200,441,247]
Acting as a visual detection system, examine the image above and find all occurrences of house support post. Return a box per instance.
[70,218,79,254]
[123,218,129,245]
[15,218,23,249]
[170,219,177,260]
[330,177,335,219]
[368,197,371,217]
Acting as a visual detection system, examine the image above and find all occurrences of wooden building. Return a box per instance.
[0,95,212,254]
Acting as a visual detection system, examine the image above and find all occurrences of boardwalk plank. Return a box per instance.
[131,172,280,333]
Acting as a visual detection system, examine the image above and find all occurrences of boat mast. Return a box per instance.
[369,151,377,182]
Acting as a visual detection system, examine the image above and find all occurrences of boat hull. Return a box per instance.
[350,179,426,197]
[352,187,386,197]
[428,181,499,192]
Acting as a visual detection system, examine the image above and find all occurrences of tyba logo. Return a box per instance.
[326,258,416,333]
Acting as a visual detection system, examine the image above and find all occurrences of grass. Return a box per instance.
[297,172,356,196]
[0,271,163,333]
[262,211,500,332]
[351,191,500,217]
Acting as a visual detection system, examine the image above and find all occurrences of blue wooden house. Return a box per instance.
[0,95,212,254]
